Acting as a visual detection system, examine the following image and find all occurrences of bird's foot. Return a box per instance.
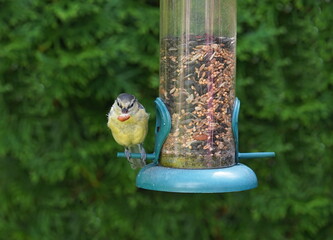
[139,145,147,166]
[125,148,137,169]
[124,148,131,161]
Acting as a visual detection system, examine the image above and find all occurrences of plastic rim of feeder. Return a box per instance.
[136,163,258,193]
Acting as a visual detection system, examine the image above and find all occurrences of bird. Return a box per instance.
[107,93,149,169]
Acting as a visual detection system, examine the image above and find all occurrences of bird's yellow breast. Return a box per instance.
[107,109,149,147]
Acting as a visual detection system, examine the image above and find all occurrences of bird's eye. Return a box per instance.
[128,101,134,109]
[116,100,122,108]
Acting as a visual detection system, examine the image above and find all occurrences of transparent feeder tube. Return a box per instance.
[159,0,237,168]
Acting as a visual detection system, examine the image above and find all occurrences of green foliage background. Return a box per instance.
[0,0,332,239]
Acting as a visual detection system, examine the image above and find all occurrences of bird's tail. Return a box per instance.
[127,144,146,169]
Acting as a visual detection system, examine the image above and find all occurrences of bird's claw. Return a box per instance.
[139,145,147,166]
[124,148,131,161]
[140,151,146,161]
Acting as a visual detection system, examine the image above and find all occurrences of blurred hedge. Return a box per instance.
[0,0,333,239]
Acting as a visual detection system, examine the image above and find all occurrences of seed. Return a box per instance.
[199,64,205,71]
[193,134,208,141]
[186,94,194,104]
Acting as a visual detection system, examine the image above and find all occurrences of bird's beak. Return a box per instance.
[117,114,130,122]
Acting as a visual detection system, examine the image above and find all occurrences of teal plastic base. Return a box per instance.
[136,163,258,193]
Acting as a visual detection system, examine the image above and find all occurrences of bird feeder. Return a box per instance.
[118,0,275,193]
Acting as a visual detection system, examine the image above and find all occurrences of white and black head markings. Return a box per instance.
[115,93,138,114]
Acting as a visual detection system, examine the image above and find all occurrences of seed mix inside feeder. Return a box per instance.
[160,35,236,168]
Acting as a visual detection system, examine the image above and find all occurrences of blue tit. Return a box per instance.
[107,93,149,169]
